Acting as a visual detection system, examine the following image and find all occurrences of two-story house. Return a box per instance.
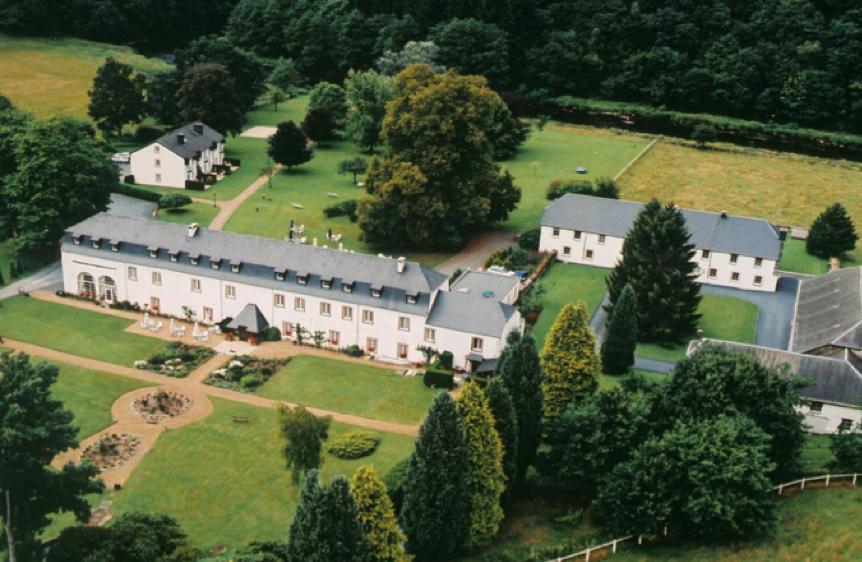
[129,122,225,188]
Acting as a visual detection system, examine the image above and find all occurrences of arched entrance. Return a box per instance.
[78,272,96,297]
[98,276,117,303]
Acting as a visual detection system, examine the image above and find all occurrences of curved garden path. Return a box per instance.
[206,165,283,231]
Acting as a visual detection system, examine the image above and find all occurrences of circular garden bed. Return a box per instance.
[131,390,193,423]
[83,434,141,470]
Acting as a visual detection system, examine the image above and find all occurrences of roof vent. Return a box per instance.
[193,122,204,134]
[720,211,728,219]
[177,133,185,144]
[397,256,406,273]
[187,223,200,238]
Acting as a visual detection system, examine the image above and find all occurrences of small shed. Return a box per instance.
[227,304,270,342]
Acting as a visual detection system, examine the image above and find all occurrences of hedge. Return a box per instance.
[423,368,454,390]
[327,432,380,459]
[112,183,162,203]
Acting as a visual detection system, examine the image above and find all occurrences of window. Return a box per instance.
[573,230,582,240]
[149,249,158,258]
[329,330,340,346]
[320,302,331,317]
[282,322,293,337]
[91,239,101,249]
[150,297,160,311]
[731,272,740,282]
[297,274,307,285]
[399,317,410,331]
[127,266,137,281]
[362,310,374,324]
[78,273,96,295]
[154,159,161,168]
[275,271,285,281]
[274,293,286,308]
[190,278,201,293]
[153,145,160,153]
[397,343,409,359]
[231,263,241,273]
[342,282,353,293]
[471,337,484,352]
[754,257,763,267]
[730,253,739,264]
[111,243,119,252]
[203,307,213,322]
[371,288,382,298]
[321,279,332,289]
[708,268,717,278]
[155,173,162,183]
[211,259,221,269]
[151,271,162,286]
[552,227,560,238]
[754,275,763,286]
[341,306,353,321]
[406,294,417,305]
[702,249,710,259]
[562,246,571,256]
[294,297,305,312]
[170,253,178,263]
[424,327,436,343]
[585,249,594,260]
[225,285,236,299]
[73,235,82,245]
[366,337,377,353]
[839,418,854,431]
[598,234,606,244]
[808,401,823,413]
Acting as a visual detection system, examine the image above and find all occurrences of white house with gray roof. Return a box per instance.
[129,122,225,188]
[61,214,522,370]
[539,194,783,292]
[450,269,522,305]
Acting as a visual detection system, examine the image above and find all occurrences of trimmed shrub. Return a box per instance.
[518,228,541,251]
[424,368,454,389]
[158,193,192,209]
[342,345,363,357]
[546,179,593,200]
[240,374,261,389]
[323,199,358,222]
[261,326,282,341]
[123,174,135,184]
[113,183,161,203]
[327,431,381,459]
[438,351,454,370]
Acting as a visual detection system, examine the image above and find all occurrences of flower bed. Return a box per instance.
[134,342,214,378]
[83,433,141,471]
[204,355,289,392]
[131,390,193,423]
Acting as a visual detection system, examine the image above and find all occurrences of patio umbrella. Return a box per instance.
[169,318,175,334]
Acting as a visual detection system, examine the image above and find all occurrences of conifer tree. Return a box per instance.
[495,331,543,483]
[401,392,469,561]
[600,283,638,375]
[287,469,325,562]
[605,199,701,345]
[324,476,368,562]
[540,302,599,426]
[350,466,410,562]
[484,377,518,497]
[455,381,506,549]
[807,203,858,259]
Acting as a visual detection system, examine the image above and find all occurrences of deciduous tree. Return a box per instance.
[349,466,409,562]
[301,108,338,145]
[600,283,638,375]
[87,57,145,136]
[268,58,302,93]
[430,18,510,88]
[278,405,330,484]
[308,82,348,125]
[377,41,443,76]
[344,69,392,152]
[337,156,369,184]
[176,63,245,136]
[829,424,862,472]
[268,121,313,172]
[807,203,858,259]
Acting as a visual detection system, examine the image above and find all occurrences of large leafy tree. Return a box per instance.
[494,331,543,484]
[301,108,338,145]
[144,70,182,128]
[829,424,862,472]
[807,203,858,259]
[483,377,518,498]
[600,283,638,375]
[3,117,114,251]
[87,57,145,136]
[455,381,505,549]
[0,104,32,240]
[540,302,599,426]
[358,65,521,249]
[176,63,245,136]
[0,353,103,561]
[595,414,776,542]
[658,344,806,480]
[268,121,314,172]
[278,405,330,484]
[429,18,510,88]
[377,41,443,76]
[344,69,392,152]
[349,466,410,562]
[400,392,469,561]
[605,199,701,345]
[308,82,349,126]
[226,0,287,58]
[268,58,302,94]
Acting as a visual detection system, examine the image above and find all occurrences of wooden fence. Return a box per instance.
[545,473,862,562]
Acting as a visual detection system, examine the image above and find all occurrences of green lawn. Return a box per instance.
[531,262,609,349]
[800,434,835,474]
[256,355,437,425]
[244,97,310,128]
[778,237,862,275]
[0,297,166,366]
[598,369,667,390]
[111,398,415,549]
[155,203,220,228]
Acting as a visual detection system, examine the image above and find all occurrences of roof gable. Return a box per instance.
[791,267,862,353]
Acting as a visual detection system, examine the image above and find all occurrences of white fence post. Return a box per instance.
[854,473,858,486]
[801,478,806,490]
[585,547,590,562]
[826,475,831,487]
[778,484,783,495]
[612,539,618,553]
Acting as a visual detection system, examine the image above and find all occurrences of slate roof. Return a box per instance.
[541,194,782,260]
[425,291,518,337]
[450,270,519,301]
[154,122,224,159]
[227,303,269,334]
[690,339,862,407]
[790,267,862,353]
[64,213,447,316]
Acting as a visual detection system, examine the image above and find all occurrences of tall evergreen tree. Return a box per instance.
[494,331,543,483]
[605,199,701,345]
[287,469,325,562]
[483,377,518,498]
[540,302,599,426]
[807,203,858,259]
[455,381,505,549]
[87,57,145,136]
[350,466,409,562]
[600,283,638,375]
[400,392,469,561]
[324,476,368,562]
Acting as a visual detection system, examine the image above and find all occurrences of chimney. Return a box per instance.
[187,223,200,238]
[397,256,406,273]
[194,122,204,134]
[177,133,185,144]
[720,211,728,219]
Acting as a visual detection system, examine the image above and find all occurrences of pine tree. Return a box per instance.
[484,377,518,498]
[605,199,701,345]
[287,469,325,562]
[540,302,599,426]
[495,331,543,483]
[455,381,506,549]
[324,476,368,562]
[807,203,858,259]
[600,283,638,375]
[401,392,469,561]
[350,466,410,562]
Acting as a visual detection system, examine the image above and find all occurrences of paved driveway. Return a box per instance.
[434,230,516,275]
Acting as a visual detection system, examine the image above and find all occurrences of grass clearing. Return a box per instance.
[778,237,862,275]
[0,296,166,366]
[801,434,835,474]
[256,355,437,425]
[0,33,169,119]
[598,370,667,390]
[155,203,220,228]
[111,397,415,549]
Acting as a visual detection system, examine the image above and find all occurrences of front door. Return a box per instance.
[150,297,160,312]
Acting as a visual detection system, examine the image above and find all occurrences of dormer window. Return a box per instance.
[321,278,332,289]
[91,238,101,249]
[275,271,285,281]
[406,293,418,305]
[110,240,120,252]
[342,281,354,293]
[231,262,242,273]
[72,235,82,245]
[371,286,382,298]
[211,258,221,269]
[148,246,159,259]
[169,252,179,263]
[297,274,308,285]
[189,255,199,266]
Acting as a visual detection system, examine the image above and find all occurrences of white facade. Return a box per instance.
[129,128,225,189]
[799,401,862,434]
[539,225,779,292]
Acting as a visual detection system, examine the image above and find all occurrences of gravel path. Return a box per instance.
[434,230,517,275]
[207,165,283,231]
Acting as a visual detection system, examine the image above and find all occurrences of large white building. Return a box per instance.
[61,214,523,371]
[539,194,783,292]
[129,122,225,188]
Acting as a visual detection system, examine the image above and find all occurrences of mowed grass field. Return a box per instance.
[111,398,415,549]
[619,140,862,229]
[256,355,437,425]
[0,34,169,119]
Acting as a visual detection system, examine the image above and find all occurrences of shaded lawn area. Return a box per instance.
[530,262,609,349]
[0,297,166,366]
[502,124,649,232]
[156,203,220,228]
[778,237,862,275]
[0,238,52,287]
[618,140,862,230]
[256,355,437,425]
[244,96,310,128]
[800,434,835,474]
[112,398,415,550]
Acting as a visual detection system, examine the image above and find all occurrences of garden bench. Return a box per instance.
[231,415,250,424]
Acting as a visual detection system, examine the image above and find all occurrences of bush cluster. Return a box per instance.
[327,431,381,459]
[485,246,533,271]
[423,368,454,390]
[342,345,363,357]
[323,199,358,222]
[145,342,215,378]
[112,183,161,203]
[546,178,618,201]
[204,356,288,391]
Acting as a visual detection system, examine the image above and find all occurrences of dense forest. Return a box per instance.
[3,0,862,132]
